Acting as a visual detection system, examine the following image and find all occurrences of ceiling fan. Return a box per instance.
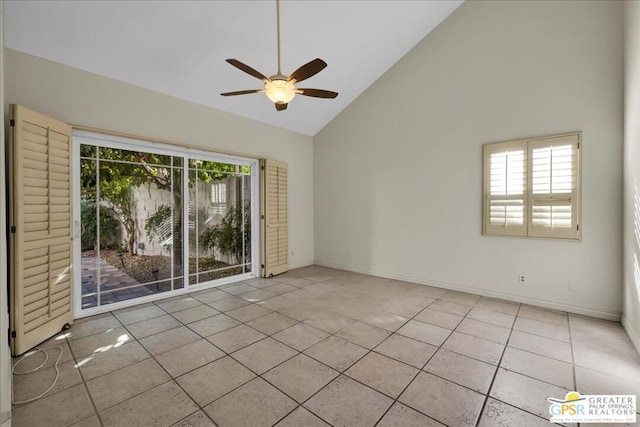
[221,0,338,111]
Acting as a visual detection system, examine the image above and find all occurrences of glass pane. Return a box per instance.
[79,144,97,159]
[79,147,185,308]
[188,168,199,285]
[188,158,252,285]
[97,160,155,306]
[172,162,185,290]
[188,159,237,173]
[242,174,252,274]
[99,146,173,167]
[134,169,176,295]
[80,158,99,309]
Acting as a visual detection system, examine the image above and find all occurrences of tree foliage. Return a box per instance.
[144,204,174,249]
[79,144,249,261]
[80,200,119,251]
[200,203,251,264]
[80,145,243,192]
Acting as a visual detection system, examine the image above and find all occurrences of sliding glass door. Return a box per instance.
[73,131,258,316]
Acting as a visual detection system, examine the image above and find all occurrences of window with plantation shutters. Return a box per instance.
[483,132,581,240]
[9,105,74,355]
[260,159,288,277]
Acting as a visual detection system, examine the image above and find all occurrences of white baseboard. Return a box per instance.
[289,260,315,270]
[621,313,640,355]
[315,260,621,322]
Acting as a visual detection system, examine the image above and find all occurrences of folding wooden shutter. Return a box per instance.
[9,105,74,355]
[260,159,288,277]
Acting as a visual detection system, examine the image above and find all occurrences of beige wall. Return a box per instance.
[4,48,315,271]
[314,1,624,319]
[623,0,640,352]
[0,3,12,424]
[3,1,631,329]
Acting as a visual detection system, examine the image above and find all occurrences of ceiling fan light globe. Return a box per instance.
[265,79,296,104]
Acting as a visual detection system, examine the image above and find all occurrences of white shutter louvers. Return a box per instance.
[261,159,288,276]
[528,136,579,238]
[483,133,580,240]
[9,105,74,355]
[484,141,527,236]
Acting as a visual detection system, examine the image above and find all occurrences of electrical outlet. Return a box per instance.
[518,274,527,284]
[291,251,294,256]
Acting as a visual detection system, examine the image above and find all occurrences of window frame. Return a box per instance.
[483,132,582,240]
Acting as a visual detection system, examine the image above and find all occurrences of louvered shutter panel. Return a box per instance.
[10,105,74,355]
[528,134,580,239]
[261,159,288,277]
[484,141,527,236]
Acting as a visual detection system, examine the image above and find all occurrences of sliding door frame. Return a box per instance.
[72,130,259,318]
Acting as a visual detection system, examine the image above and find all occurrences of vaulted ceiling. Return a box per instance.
[4,1,463,136]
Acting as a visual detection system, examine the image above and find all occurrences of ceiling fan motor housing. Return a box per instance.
[265,78,296,104]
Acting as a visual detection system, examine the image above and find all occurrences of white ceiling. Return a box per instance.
[4,0,462,136]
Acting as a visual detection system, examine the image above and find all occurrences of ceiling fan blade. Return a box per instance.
[275,102,288,111]
[220,89,261,96]
[288,58,327,83]
[226,59,270,81]
[298,88,339,99]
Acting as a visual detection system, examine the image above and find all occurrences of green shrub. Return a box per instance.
[81,200,120,251]
[144,204,174,249]
[200,203,251,263]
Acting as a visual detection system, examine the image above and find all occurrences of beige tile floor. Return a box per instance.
[11,265,640,427]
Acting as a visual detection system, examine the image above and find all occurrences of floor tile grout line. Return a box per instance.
[473,302,522,427]
[74,296,575,426]
[517,313,571,327]
[9,344,100,424]
[16,273,340,416]
[144,346,221,427]
[194,313,357,427]
[567,312,579,396]
[134,297,307,379]
[74,312,179,423]
[478,356,575,391]
[506,338,574,364]
[384,294,519,421]
[65,334,107,427]
[114,299,264,425]
[446,327,510,346]
[73,309,215,423]
[174,280,527,425]
[170,409,220,427]
[475,315,578,426]
[148,294,317,423]
[488,396,564,424]
[369,294,470,427]
[434,333,573,375]
[203,283,439,426]
[81,290,439,352]
[26,269,633,426]
[511,325,572,343]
